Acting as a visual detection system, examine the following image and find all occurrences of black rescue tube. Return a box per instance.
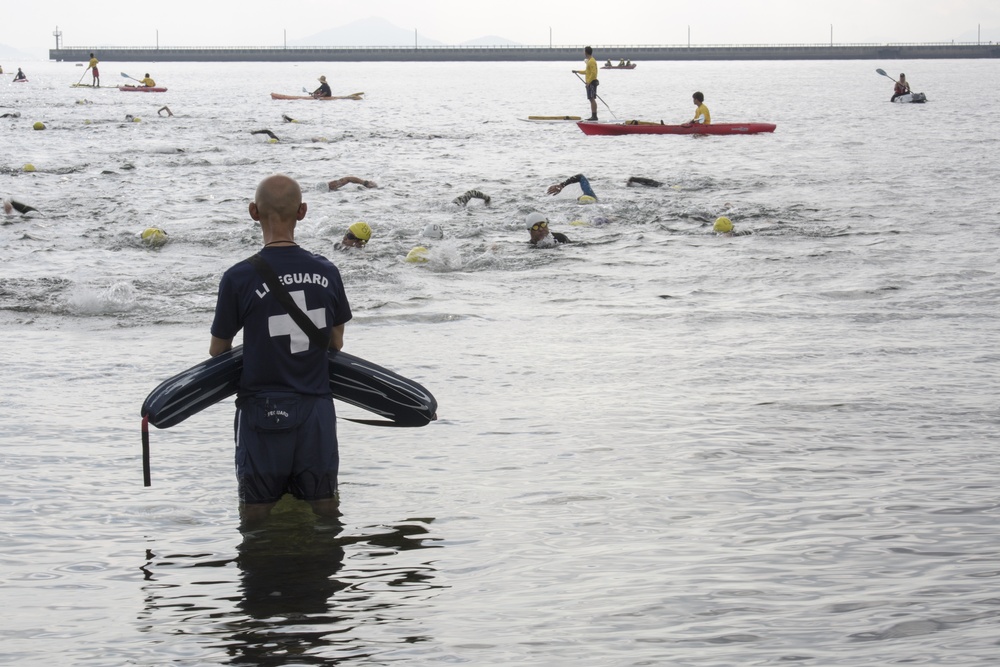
[141,346,438,429]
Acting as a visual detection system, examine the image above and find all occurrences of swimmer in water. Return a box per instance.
[327,176,377,191]
[452,189,490,207]
[334,221,372,250]
[3,198,39,215]
[547,174,598,203]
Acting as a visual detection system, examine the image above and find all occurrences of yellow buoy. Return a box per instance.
[405,246,429,263]
[141,227,169,247]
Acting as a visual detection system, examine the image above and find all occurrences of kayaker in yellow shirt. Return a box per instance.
[687,91,711,125]
[573,46,600,121]
[140,73,156,87]
[87,53,100,87]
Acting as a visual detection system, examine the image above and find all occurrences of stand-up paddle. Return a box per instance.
[574,71,617,120]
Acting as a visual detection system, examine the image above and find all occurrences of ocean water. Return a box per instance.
[2,58,1000,666]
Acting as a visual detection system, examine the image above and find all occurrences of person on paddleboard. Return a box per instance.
[87,53,99,87]
[328,176,377,191]
[891,73,911,101]
[526,212,572,247]
[209,174,352,526]
[313,75,332,98]
[139,73,156,87]
[574,46,599,121]
[547,174,598,203]
[335,221,372,250]
[14,67,27,81]
[686,92,711,125]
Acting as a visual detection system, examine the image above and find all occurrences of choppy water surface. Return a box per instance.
[2,58,999,665]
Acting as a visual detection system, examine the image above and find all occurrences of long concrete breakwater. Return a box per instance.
[50,43,1000,63]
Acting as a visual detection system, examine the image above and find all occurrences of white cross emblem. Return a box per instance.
[268,290,327,353]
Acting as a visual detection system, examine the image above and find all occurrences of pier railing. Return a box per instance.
[50,42,1000,62]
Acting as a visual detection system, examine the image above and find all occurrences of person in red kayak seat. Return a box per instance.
[139,73,156,87]
[313,75,332,98]
[686,92,711,126]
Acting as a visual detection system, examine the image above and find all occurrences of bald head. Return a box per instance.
[249,175,307,241]
[254,174,303,221]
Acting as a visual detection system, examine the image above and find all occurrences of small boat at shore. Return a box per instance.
[119,85,168,93]
[578,120,777,136]
[270,91,364,101]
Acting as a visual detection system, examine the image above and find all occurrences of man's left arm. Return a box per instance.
[210,335,233,357]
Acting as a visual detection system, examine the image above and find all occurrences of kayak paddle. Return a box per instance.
[120,71,142,84]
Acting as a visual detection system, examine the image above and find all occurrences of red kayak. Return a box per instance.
[578,121,776,136]
[270,91,364,101]
[118,85,168,93]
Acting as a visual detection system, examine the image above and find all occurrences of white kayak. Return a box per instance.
[892,92,927,104]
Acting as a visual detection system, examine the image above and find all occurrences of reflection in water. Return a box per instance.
[139,496,442,665]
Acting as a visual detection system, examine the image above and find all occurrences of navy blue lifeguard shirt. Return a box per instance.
[211,246,352,396]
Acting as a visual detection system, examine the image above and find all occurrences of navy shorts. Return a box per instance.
[586,80,599,100]
[234,393,339,504]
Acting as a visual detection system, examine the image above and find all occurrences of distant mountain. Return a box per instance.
[291,17,443,47]
[0,43,35,61]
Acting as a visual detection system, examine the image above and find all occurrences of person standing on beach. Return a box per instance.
[87,53,100,87]
[573,46,599,121]
[209,174,352,526]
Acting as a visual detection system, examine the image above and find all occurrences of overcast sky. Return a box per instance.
[3,0,999,53]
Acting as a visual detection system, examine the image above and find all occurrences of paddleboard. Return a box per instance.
[141,345,437,429]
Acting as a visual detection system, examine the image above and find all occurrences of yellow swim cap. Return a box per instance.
[23,163,36,172]
[405,246,429,263]
[348,221,372,242]
[713,216,733,233]
[141,227,169,246]
[32,121,45,130]
[578,195,596,204]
